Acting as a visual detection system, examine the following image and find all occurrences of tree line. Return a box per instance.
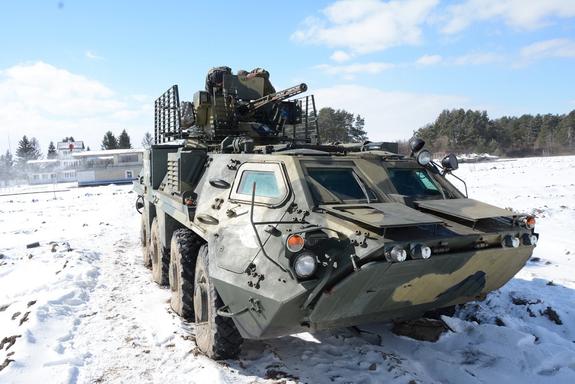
[317,107,368,143]
[415,109,575,156]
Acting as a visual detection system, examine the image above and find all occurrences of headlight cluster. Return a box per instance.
[501,235,520,248]
[520,216,536,229]
[501,233,538,248]
[385,243,432,263]
[522,233,538,246]
[286,234,318,279]
[293,252,317,278]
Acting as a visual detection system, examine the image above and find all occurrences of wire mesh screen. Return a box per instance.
[154,85,182,144]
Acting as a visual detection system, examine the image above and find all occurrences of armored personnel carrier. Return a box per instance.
[134,67,538,359]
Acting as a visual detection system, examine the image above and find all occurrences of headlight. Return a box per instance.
[501,235,520,248]
[286,234,305,252]
[417,150,432,166]
[522,233,538,246]
[521,216,536,229]
[385,245,407,263]
[293,252,317,278]
[409,243,432,259]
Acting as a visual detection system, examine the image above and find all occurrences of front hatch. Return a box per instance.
[415,198,514,221]
[320,203,442,230]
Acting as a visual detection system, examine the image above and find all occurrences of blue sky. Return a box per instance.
[1,0,574,154]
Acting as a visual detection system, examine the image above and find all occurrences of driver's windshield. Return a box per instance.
[386,168,443,198]
[306,167,378,204]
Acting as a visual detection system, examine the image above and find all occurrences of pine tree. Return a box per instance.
[142,132,154,148]
[30,138,42,159]
[118,129,132,149]
[349,115,368,142]
[0,150,14,183]
[47,141,57,159]
[101,131,118,150]
[16,135,42,163]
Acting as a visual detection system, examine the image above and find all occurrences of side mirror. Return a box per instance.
[408,138,425,155]
[441,154,459,171]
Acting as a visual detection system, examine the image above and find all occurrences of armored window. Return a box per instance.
[306,168,377,204]
[230,162,289,207]
[237,171,281,198]
[386,169,442,197]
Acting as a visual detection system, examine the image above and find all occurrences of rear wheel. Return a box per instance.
[169,229,199,319]
[150,218,169,285]
[141,213,151,269]
[194,244,243,359]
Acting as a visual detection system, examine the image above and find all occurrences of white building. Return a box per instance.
[73,148,143,187]
[27,140,85,184]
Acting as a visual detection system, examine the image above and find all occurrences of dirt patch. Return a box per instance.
[0,358,14,372]
[511,296,541,306]
[0,335,21,350]
[392,318,450,342]
[19,311,30,326]
[541,307,562,325]
[264,368,299,381]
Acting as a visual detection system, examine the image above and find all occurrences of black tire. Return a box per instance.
[150,218,169,285]
[141,213,151,269]
[169,229,200,319]
[194,244,243,359]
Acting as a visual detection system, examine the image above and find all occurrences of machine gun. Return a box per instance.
[236,83,308,119]
[154,72,317,147]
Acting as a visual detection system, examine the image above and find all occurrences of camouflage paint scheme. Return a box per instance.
[135,148,536,339]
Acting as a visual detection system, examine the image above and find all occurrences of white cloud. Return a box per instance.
[292,0,438,54]
[520,38,575,60]
[330,50,352,62]
[442,0,575,34]
[416,54,443,66]
[452,52,504,65]
[315,62,395,77]
[0,62,151,154]
[85,50,104,60]
[314,84,470,141]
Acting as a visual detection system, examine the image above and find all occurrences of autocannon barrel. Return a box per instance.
[241,83,308,115]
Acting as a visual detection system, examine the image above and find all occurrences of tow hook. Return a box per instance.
[217,298,263,318]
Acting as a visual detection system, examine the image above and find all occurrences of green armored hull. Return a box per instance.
[134,67,537,358]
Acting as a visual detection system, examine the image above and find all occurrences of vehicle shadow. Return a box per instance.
[227,277,575,384]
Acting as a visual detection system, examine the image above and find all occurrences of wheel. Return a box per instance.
[194,244,243,359]
[169,229,200,319]
[141,213,151,269]
[150,217,169,285]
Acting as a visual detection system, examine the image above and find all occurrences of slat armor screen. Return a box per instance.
[154,85,182,144]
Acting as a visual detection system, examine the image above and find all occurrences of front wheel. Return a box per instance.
[169,229,199,319]
[193,244,243,359]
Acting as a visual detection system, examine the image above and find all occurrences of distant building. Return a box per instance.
[56,140,85,169]
[73,148,143,187]
[27,140,86,184]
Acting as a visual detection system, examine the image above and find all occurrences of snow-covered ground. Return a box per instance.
[1,156,574,384]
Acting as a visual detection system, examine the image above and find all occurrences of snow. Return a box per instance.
[1,156,575,384]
